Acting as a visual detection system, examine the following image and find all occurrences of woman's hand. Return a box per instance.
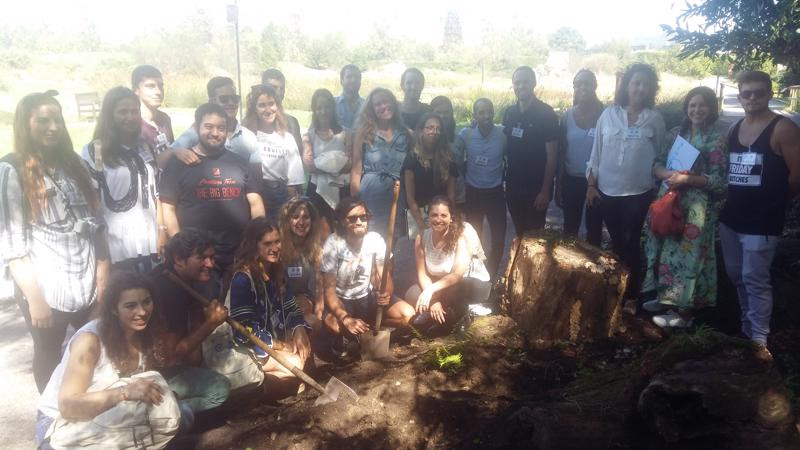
[292,327,311,362]
[342,316,369,335]
[29,299,53,328]
[665,171,690,189]
[157,228,169,260]
[429,302,446,324]
[585,185,600,207]
[416,288,434,313]
[123,379,163,405]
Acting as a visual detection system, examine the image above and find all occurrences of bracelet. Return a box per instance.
[119,386,129,401]
[158,225,168,232]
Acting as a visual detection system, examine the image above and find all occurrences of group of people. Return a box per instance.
[1,59,798,448]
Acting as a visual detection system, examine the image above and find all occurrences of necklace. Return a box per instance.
[89,143,150,213]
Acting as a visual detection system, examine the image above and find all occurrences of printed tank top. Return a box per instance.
[720,116,789,235]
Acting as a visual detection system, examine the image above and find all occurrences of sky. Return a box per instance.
[2,0,689,47]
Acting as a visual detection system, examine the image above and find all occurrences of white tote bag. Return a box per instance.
[45,371,180,450]
[201,273,265,391]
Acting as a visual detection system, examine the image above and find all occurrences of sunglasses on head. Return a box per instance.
[217,94,240,104]
[345,214,370,224]
[739,88,769,100]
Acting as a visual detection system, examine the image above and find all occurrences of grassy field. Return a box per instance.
[0,54,702,156]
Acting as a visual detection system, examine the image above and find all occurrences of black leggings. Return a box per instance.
[16,289,92,393]
[561,174,602,246]
[599,190,653,299]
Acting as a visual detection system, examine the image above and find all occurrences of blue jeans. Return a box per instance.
[719,223,779,346]
[167,367,231,413]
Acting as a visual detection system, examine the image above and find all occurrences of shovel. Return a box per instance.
[165,271,358,406]
[360,180,401,361]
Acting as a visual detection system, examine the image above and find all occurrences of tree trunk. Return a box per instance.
[502,234,628,344]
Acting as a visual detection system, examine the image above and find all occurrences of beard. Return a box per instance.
[199,137,226,154]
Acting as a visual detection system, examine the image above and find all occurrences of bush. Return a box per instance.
[0,49,32,70]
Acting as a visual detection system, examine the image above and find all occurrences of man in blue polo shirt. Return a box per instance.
[501,66,559,235]
[335,64,364,130]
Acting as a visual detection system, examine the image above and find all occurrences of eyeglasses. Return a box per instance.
[423,125,442,134]
[216,94,241,104]
[345,214,370,224]
[739,89,769,100]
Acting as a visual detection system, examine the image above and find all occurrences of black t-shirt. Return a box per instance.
[159,150,261,267]
[402,154,458,208]
[149,265,207,337]
[502,99,559,194]
[400,104,432,130]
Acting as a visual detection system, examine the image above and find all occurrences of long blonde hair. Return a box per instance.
[279,197,323,267]
[356,87,408,146]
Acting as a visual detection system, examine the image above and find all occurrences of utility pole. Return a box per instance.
[226,1,242,118]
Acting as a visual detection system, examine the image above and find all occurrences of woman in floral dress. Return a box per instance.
[641,86,728,328]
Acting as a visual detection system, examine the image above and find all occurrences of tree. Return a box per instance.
[548,27,586,52]
[443,11,463,48]
[662,0,800,75]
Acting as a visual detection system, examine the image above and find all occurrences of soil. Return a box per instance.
[171,225,800,450]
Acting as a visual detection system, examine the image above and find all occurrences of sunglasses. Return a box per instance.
[216,94,241,104]
[739,89,769,100]
[345,214,370,224]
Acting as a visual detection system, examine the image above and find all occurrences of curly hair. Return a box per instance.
[98,271,161,375]
[429,195,463,254]
[614,63,659,108]
[355,87,409,146]
[279,197,323,268]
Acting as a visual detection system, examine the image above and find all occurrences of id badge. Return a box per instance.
[511,127,524,139]
[287,266,303,278]
[475,155,489,166]
[588,128,597,138]
[156,132,168,148]
[624,128,641,140]
[740,152,757,165]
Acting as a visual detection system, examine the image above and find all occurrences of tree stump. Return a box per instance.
[501,234,628,344]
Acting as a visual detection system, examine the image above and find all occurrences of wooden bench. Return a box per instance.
[75,92,100,121]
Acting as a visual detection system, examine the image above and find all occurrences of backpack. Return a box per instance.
[44,371,180,450]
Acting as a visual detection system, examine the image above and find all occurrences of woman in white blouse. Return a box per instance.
[244,85,306,221]
[586,63,665,300]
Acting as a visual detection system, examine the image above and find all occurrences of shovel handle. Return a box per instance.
[376,181,401,331]
[165,271,327,395]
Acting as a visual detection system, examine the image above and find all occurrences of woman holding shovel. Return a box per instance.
[228,217,312,385]
[320,197,415,357]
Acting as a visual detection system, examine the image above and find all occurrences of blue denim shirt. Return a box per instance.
[335,94,364,130]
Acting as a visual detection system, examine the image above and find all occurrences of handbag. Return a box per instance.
[45,371,180,450]
[649,189,684,237]
[201,275,265,391]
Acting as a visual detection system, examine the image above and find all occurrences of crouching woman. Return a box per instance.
[405,196,492,334]
[229,218,312,387]
[36,271,180,449]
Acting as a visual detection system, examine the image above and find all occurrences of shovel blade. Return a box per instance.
[360,330,392,360]
[313,376,358,406]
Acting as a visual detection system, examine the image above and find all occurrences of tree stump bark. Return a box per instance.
[501,234,628,344]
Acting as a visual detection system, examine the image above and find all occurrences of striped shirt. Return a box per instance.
[0,161,101,312]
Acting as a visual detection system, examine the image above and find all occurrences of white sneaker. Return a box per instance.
[652,310,693,329]
[642,298,667,313]
[468,304,492,316]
